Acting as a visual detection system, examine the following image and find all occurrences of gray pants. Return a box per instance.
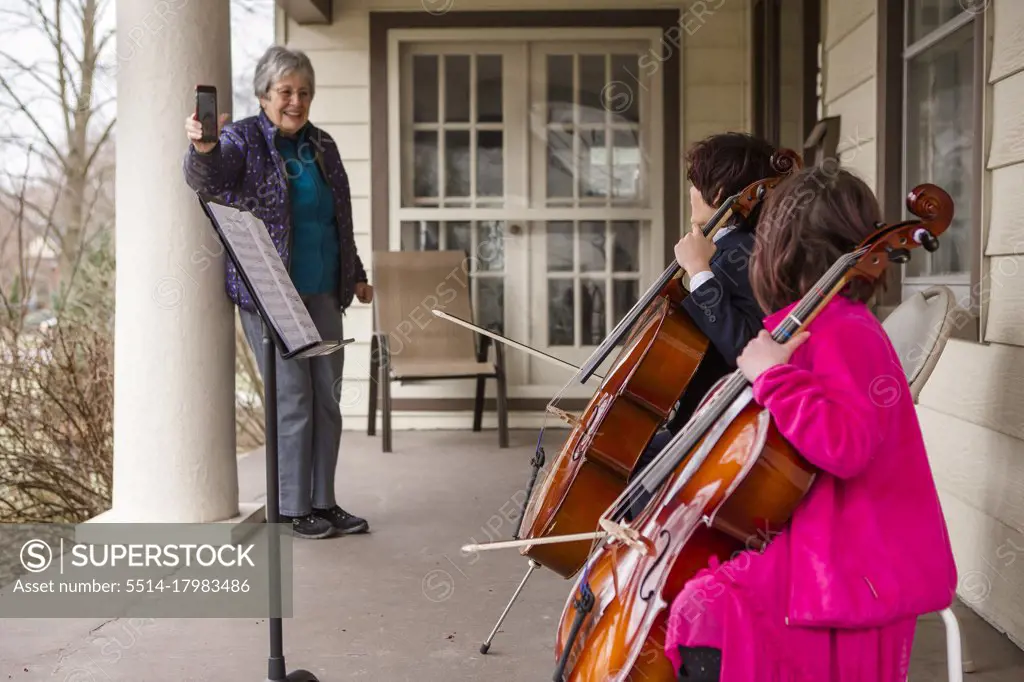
[240,293,344,517]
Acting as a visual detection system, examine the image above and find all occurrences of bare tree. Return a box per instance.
[0,0,115,300]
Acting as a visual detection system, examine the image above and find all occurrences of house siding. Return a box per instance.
[821,0,876,191]
[278,0,751,430]
[915,0,1024,649]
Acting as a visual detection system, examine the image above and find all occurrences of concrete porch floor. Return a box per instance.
[2,429,1024,681]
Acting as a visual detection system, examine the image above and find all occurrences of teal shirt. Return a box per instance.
[276,127,340,295]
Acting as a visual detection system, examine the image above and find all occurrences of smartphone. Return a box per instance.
[195,85,218,143]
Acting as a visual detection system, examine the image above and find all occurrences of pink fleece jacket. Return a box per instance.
[751,295,958,628]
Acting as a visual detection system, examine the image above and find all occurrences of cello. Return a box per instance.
[548,181,954,681]
[510,149,802,580]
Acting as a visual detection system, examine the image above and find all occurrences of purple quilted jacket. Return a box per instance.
[182,110,367,313]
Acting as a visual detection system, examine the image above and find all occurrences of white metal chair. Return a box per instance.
[881,287,974,679]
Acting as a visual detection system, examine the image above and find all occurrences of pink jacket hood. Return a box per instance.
[752,295,958,628]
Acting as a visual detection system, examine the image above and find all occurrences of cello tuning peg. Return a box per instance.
[886,246,911,264]
[912,227,940,252]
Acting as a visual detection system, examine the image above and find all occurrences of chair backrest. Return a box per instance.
[881,285,964,402]
[372,250,479,364]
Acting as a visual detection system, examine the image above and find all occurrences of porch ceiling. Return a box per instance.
[276,0,331,24]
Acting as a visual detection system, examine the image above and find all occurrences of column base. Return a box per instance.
[76,502,266,545]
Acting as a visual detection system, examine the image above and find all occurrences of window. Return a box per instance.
[900,1,981,290]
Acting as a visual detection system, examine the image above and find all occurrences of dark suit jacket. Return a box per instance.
[665,227,764,433]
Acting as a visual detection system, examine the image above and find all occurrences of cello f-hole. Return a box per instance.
[639,529,671,602]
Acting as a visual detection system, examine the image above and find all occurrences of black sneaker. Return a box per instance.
[313,506,369,535]
[282,513,334,539]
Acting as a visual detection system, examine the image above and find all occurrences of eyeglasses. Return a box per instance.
[270,87,312,102]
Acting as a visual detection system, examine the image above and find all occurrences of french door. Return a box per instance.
[390,30,663,395]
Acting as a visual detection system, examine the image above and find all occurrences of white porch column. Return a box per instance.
[107,0,242,523]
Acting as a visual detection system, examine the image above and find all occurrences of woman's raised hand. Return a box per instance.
[185,112,230,154]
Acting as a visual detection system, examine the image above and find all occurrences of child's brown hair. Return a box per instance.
[686,132,780,227]
[749,165,884,314]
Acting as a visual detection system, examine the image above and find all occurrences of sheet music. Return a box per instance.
[202,201,321,354]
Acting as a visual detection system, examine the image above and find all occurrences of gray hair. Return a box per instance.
[253,46,316,99]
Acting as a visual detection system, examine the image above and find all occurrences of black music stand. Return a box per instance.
[198,194,353,682]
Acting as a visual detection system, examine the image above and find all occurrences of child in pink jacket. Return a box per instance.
[663,167,958,681]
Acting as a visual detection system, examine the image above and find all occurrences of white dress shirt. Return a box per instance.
[688,225,736,291]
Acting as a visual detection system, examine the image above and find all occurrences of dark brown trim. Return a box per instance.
[800,0,821,147]
[968,9,986,334]
[368,9,682,273]
[876,0,904,309]
[752,0,765,140]
[765,0,781,146]
[369,16,389,268]
[390,397,589,413]
[752,0,783,147]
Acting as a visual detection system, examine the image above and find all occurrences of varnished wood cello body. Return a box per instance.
[549,182,955,681]
[515,151,803,579]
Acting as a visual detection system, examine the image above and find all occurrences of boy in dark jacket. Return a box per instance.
[629,133,783,512]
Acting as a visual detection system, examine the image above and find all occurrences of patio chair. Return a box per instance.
[366,250,509,453]
[881,285,969,402]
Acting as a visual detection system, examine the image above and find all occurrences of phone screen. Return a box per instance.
[196,88,217,142]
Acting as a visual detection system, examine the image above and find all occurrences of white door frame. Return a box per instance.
[386,27,667,400]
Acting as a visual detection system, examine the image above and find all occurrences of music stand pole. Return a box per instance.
[263,320,318,682]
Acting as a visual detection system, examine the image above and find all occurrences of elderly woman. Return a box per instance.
[183,46,372,540]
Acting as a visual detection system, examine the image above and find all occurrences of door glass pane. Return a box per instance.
[547,130,574,199]
[579,222,606,272]
[609,55,640,123]
[477,221,505,272]
[445,130,471,198]
[612,221,640,272]
[579,129,608,198]
[477,55,503,123]
[445,222,472,255]
[400,221,440,250]
[547,55,574,123]
[578,55,606,124]
[445,55,471,122]
[904,23,973,277]
[580,280,606,345]
[548,279,574,346]
[413,55,438,123]
[908,0,967,44]
[413,131,438,199]
[613,280,639,325]
[612,129,640,200]
[477,130,503,197]
[547,222,574,272]
[477,277,504,333]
